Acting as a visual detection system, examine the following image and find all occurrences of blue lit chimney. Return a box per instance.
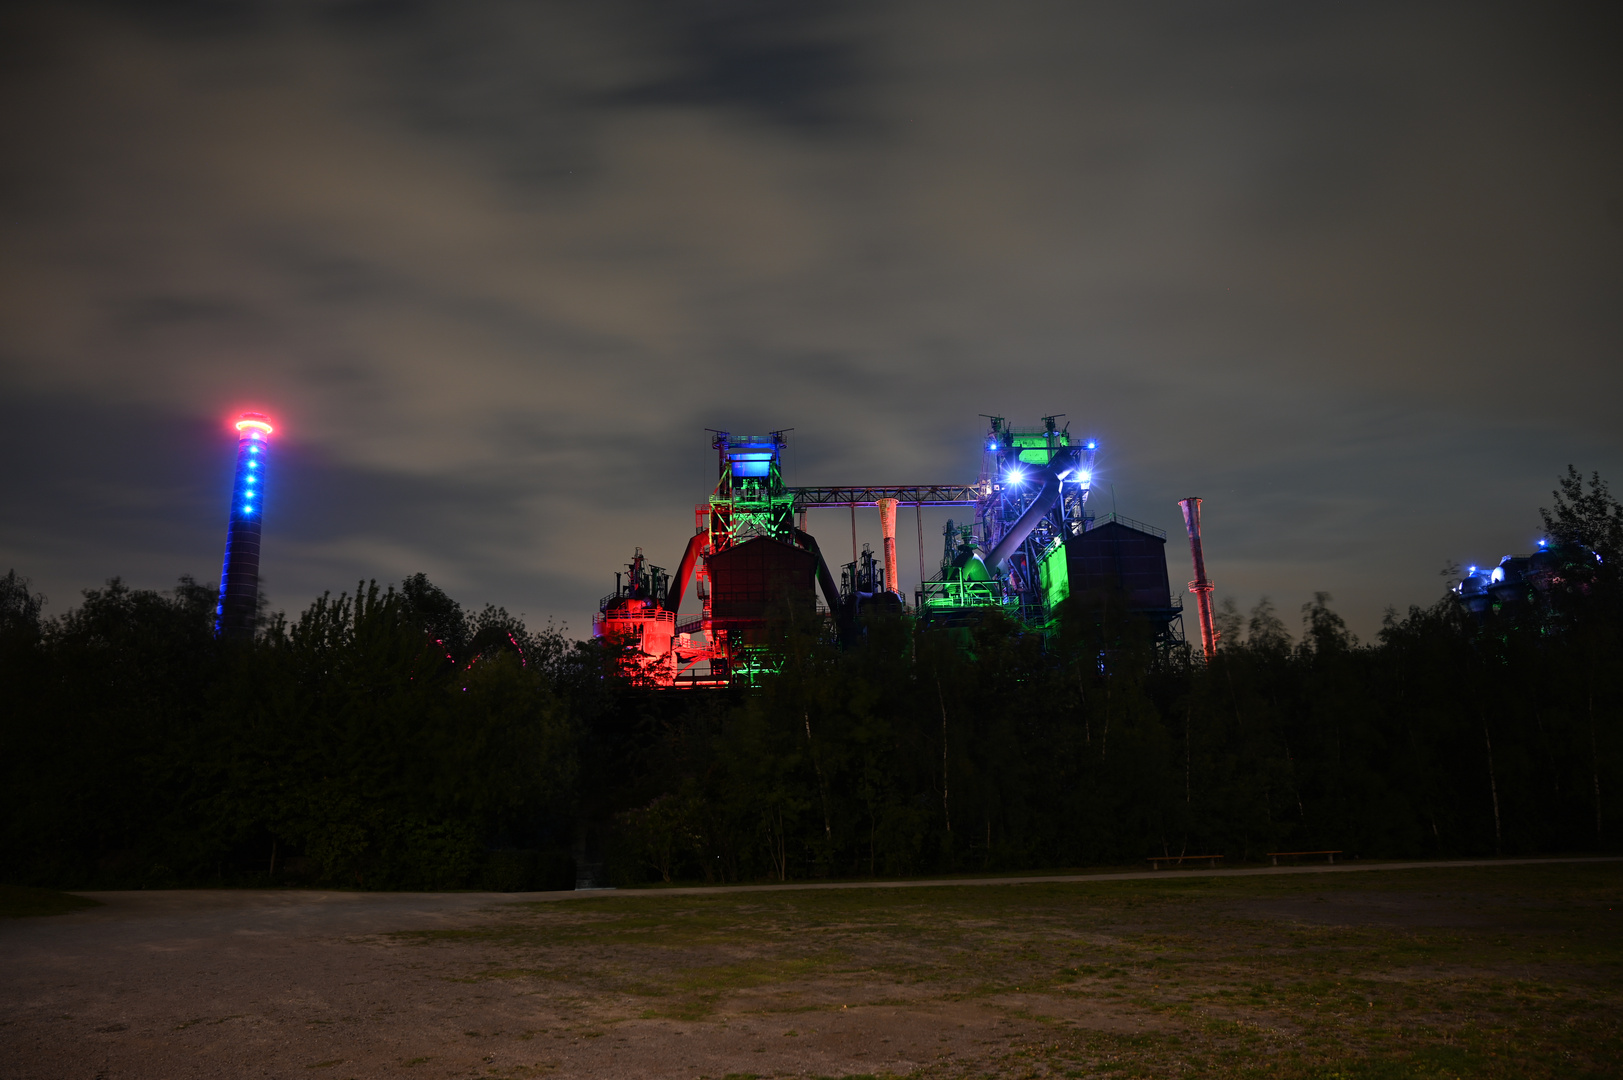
[215,412,273,638]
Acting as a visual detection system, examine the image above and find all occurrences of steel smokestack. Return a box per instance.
[877,497,900,598]
[1178,496,1217,661]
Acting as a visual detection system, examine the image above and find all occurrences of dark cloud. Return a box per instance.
[2,0,1620,638]
[606,0,865,131]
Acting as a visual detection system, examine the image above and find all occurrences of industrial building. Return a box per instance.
[1453,539,1602,619]
[594,419,1217,684]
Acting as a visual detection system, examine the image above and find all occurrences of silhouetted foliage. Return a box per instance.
[2,470,1620,889]
[0,576,579,889]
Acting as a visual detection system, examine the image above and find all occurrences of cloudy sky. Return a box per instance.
[2,0,1619,640]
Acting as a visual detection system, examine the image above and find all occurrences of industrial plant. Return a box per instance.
[592,418,1220,684]
[205,410,1220,669]
[1452,538,1605,619]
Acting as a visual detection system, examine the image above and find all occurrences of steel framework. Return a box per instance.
[789,485,981,509]
[592,418,1188,683]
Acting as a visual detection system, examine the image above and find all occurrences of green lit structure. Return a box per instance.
[594,419,1183,685]
[917,416,1181,644]
[635,432,840,685]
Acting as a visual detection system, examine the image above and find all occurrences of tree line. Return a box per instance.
[2,468,1619,889]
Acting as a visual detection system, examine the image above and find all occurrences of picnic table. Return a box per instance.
[1146,854,1223,871]
[1266,849,1342,866]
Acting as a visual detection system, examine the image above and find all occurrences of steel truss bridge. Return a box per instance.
[788,485,981,509]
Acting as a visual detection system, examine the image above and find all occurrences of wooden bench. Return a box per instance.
[1266,850,1343,866]
[1146,854,1223,870]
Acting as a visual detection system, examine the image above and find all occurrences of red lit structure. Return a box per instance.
[592,548,678,683]
[596,432,840,685]
[1177,497,1217,660]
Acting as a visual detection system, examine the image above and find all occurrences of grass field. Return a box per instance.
[0,884,99,919]
[387,862,1623,1079]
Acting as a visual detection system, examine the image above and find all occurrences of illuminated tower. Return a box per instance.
[1178,497,1217,661]
[215,412,274,638]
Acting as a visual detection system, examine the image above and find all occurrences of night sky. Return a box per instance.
[3,1,1620,641]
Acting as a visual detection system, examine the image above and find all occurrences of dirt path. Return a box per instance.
[1,888,1065,1079]
[3,857,1619,1079]
[532,854,1623,899]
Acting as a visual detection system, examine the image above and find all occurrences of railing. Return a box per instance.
[596,602,675,622]
[1086,512,1167,539]
[918,576,1010,611]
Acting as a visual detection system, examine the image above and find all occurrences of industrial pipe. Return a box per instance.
[793,529,845,614]
[984,448,1079,570]
[1178,497,1217,661]
[877,497,901,597]
[662,530,708,614]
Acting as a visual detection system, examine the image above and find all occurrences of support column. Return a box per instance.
[917,504,925,591]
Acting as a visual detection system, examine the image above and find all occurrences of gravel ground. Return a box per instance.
[3,858,1618,1079]
[0,887,1148,1079]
